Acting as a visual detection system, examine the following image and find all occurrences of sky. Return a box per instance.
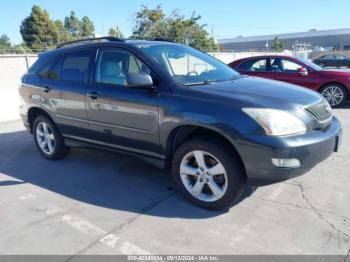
[1,0,350,44]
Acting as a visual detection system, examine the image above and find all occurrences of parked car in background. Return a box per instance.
[229,55,350,107]
[20,38,342,210]
[312,54,350,68]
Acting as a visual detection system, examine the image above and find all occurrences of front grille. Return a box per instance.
[304,99,333,122]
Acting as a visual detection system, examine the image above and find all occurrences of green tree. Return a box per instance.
[13,43,33,54]
[64,12,95,39]
[0,34,11,50]
[132,5,165,39]
[55,20,71,43]
[64,11,80,39]
[108,26,123,38]
[20,5,59,50]
[272,37,283,52]
[80,16,95,38]
[131,6,217,51]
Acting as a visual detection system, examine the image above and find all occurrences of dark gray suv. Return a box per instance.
[20,37,342,210]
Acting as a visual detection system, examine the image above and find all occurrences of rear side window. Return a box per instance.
[238,58,267,72]
[322,55,333,59]
[335,55,345,60]
[38,56,61,80]
[28,53,56,74]
[61,50,91,82]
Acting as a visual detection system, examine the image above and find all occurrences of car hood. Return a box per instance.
[190,76,322,108]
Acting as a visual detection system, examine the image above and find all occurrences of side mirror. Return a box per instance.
[297,67,308,76]
[126,73,154,89]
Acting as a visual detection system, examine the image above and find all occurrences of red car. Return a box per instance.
[229,55,350,107]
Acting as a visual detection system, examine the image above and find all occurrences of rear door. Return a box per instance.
[39,48,92,138]
[85,47,160,157]
[236,58,274,80]
[334,54,348,67]
[321,54,334,67]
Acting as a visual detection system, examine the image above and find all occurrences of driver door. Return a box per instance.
[271,58,317,89]
[85,47,160,156]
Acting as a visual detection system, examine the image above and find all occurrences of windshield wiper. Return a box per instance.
[184,75,243,86]
[229,75,243,80]
[184,79,216,86]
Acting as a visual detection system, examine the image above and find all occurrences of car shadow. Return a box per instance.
[0,130,255,219]
[337,102,350,109]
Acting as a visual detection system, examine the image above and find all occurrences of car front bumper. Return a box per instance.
[236,117,342,186]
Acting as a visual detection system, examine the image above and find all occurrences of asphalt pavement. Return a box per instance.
[0,106,349,258]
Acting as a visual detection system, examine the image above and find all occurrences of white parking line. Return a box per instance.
[62,215,106,236]
[61,214,151,255]
[60,214,121,249]
[99,234,120,248]
[37,205,65,215]
[119,241,151,255]
[19,194,37,200]
[18,192,151,255]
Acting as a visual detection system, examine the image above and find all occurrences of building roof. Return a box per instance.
[219,28,350,44]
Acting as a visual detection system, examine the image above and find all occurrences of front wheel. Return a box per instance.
[320,84,347,107]
[172,139,246,210]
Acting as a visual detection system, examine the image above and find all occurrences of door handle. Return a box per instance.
[86,91,101,99]
[40,86,51,93]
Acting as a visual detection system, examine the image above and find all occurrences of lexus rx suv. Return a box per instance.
[20,37,342,210]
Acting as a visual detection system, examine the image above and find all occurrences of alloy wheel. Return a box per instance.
[179,150,228,202]
[321,85,344,106]
[36,122,55,155]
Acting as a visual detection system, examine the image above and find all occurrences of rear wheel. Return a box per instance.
[320,83,347,107]
[172,139,246,210]
[33,115,70,160]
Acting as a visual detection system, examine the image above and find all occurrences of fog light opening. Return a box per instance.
[271,158,301,168]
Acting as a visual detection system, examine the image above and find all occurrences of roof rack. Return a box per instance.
[152,37,174,43]
[57,37,124,49]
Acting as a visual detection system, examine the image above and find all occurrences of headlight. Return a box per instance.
[242,108,307,136]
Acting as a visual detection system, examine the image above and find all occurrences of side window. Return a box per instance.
[270,58,283,72]
[250,59,267,71]
[238,59,267,72]
[61,50,91,82]
[38,56,61,80]
[280,59,302,73]
[323,55,333,59]
[335,55,345,60]
[237,59,255,71]
[128,56,141,73]
[95,49,150,86]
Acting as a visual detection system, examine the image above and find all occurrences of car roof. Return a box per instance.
[231,55,296,65]
[238,55,296,60]
[38,39,176,56]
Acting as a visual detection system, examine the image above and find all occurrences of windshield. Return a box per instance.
[294,57,323,71]
[136,44,240,86]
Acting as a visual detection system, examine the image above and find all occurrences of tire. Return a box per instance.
[320,83,348,107]
[172,139,246,210]
[33,115,70,160]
